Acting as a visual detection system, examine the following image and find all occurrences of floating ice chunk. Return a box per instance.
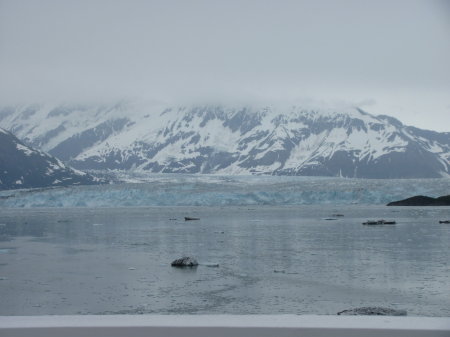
[171,257,198,267]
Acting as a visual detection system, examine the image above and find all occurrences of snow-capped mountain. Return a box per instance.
[0,127,101,190]
[0,101,449,178]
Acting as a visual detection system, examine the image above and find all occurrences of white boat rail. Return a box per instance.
[1,315,449,337]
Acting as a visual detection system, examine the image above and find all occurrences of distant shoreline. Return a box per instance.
[387,195,450,206]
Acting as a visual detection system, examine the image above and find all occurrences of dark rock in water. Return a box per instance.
[171,257,199,267]
[184,217,200,221]
[439,220,450,224]
[387,195,450,206]
[337,307,407,316]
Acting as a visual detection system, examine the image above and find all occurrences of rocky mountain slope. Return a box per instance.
[0,127,101,190]
[0,101,449,178]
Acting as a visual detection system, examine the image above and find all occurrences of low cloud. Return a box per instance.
[0,0,449,131]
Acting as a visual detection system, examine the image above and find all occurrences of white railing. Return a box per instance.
[1,315,449,337]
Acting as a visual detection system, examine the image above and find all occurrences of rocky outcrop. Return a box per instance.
[387,195,450,206]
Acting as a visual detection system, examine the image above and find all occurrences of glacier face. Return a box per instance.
[0,174,449,208]
[0,101,449,178]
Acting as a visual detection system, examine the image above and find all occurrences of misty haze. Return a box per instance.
[1,0,450,326]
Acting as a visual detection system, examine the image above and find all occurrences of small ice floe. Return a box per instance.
[171,256,199,267]
[128,267,136,270]
[362,220,396,225]
[0,277,7,281]
[337,307,407,316]
[0,223,6,227]
[184,217,200,221]
[92,223,103,226]
[0,249,10,254]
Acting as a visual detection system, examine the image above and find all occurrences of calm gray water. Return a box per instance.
[0,205,449,316]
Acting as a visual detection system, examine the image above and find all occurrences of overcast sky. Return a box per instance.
[1,0,449,131]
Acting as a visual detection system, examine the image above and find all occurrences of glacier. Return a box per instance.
[0,174,449,208]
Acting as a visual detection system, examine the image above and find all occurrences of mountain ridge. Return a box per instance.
[1,101,449,178]
[0,127,102,190]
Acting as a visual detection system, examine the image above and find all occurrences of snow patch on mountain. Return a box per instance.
[16,143,35,156]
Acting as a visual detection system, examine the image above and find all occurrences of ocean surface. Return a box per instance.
[1,204,449,316]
